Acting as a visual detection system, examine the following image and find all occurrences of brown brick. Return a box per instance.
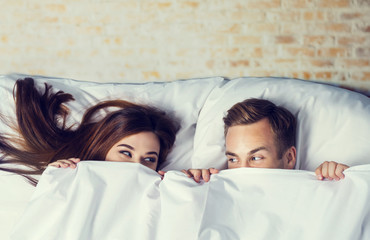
[338,36,366,45]
[45,4,66,12]
[356,0,370,7]
[361,25,370,32]
[250,48,264,58]
[275,35,297,44]
[284,47,315,57]
[1,36,8,43]
[231,11,266,22]
[143,71,160,80]
[86,26,103,34]
[340,12,363,20]
[57,50,71,57]
[268,11,301,21]
[290,71,312,79]
[309,59,334,67]
[179,2,199,8]
[283,0,315,8]
[204,35,229,45]
[342,59,370,67]
[233,36,262,45]
[230,60,250,67]
[243,0,281,9]
[356,48,370,57]
[247,23,279,33]
[274,59,299,68]
[248,70,276,77]
[315,72,333,79]
[302,72,312,79]
[351,72,370,81]
[317,48,350,57]
[303,11,314,21]
[304,35,335,45]
[324,23,351,32]
[281,23,308,34]
[291,72,300,78]
[317,0,350,7]
[156,2,173,9]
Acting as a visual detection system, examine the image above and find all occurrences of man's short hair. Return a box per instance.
[223,98,296,158]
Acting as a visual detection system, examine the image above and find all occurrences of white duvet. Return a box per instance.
[1,74,370,240]
[11,162,370,240]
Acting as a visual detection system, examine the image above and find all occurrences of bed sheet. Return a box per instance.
[11,162,370,240]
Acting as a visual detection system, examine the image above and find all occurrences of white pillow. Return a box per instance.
[192,77,370,171]
[1,74,226,171]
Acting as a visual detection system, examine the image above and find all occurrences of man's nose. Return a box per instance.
[240,160,250,168]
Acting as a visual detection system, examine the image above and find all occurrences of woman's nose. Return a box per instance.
[131,157,141,164]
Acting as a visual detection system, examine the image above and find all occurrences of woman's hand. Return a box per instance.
[48,158,81,169]
[315,161,349,181]
[181,168,220,183]
[157,170,166,179]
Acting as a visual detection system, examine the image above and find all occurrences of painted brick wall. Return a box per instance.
[0,0,369,91]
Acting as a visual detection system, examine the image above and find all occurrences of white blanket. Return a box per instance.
[11,162,370,240]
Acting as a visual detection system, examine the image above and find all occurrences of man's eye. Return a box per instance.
[143,157,156,163]
[251,156,262,161]
[228,158,238,163]
[120,151,132,157]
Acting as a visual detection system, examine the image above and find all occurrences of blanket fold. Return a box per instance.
[11,162,370,240]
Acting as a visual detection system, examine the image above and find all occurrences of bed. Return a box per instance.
[1,74,370,240]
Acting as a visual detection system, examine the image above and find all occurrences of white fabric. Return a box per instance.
[11,162,370,240]
[1,74,370,240]
[0,172,34,239]
[11,162,161,240]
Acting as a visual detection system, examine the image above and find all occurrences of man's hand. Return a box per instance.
[181,168,220,183]
[315,161,349,181]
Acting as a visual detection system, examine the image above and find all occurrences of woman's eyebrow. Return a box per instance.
[118,145,158,156]
[117,144,134,150]
[146,151,159,156]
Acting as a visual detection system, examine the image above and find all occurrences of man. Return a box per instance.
[183,98,349,182]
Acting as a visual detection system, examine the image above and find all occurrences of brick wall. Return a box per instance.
[0,0,369,91]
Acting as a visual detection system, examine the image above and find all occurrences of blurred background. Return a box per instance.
[1,0,369,92]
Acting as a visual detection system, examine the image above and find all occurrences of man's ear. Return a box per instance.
[284,146,296,169]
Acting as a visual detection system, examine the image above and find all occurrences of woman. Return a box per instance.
[0,78,179,185]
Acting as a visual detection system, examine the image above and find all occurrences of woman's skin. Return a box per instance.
[49,131,166,176]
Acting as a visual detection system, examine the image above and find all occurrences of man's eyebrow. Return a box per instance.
[248,146,268,155]
[225,151,238,157]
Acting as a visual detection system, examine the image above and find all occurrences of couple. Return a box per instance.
[0,78,348,185]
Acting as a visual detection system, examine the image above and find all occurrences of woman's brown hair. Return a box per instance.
[0,78,178,185]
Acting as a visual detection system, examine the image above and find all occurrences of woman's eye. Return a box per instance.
[120,151,132,157]
[228,158,238,163]
[143,157,156,163]
[251,156,262,161]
